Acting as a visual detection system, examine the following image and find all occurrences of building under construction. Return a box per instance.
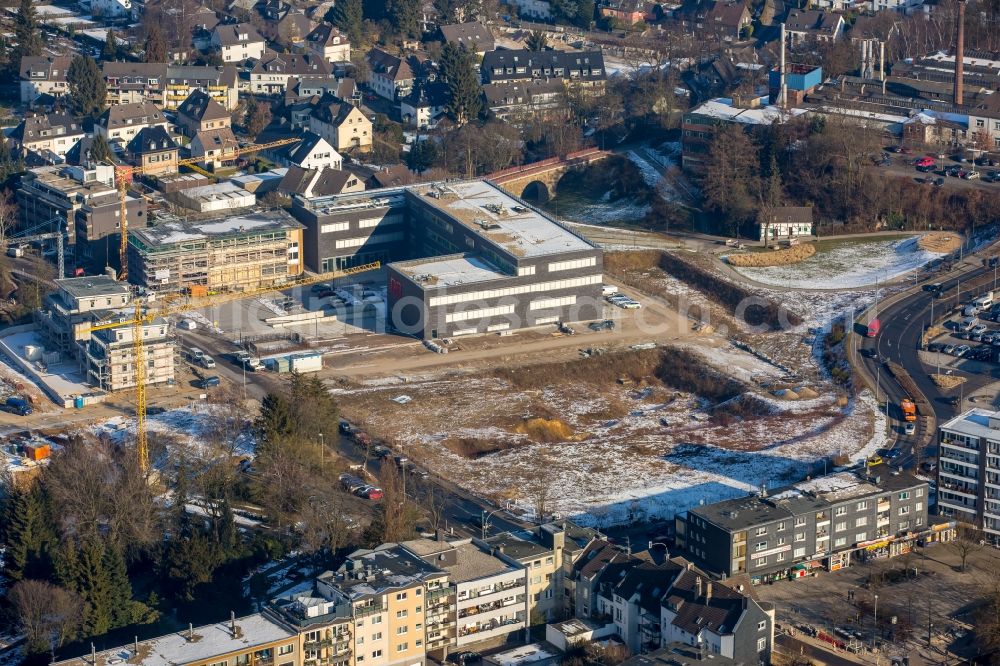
[127,210,305,293]
[37,276,175,392]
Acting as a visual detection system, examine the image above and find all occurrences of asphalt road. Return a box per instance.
[855,261,999,470]
[776,634,864,666]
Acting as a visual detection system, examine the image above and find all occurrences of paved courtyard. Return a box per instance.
[757,542,999,664]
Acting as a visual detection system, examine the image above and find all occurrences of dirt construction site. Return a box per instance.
[329,247,899,527]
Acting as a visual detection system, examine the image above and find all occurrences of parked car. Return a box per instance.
[194,376,221,389]
[971,324,988,335]
[904,423,916,436]
[199,355,216,369]
[964,170,981,180]
[954,344,972,357]
[589,319,616,331]
[942,344,956,354]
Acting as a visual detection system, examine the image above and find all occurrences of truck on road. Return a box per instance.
[866,318,881,337]
[900,398,917,422]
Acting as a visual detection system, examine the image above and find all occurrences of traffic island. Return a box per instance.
[930,374,966,390]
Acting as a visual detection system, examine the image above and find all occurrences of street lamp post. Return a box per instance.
[873,594,879,652]
[318,432,324,467]
[481,508,503,540]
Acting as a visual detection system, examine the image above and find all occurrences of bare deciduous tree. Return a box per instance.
[0,189,16,248]
[947,522,985,572]
[10,579,83,656]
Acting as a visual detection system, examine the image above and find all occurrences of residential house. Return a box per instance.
[508,0,552,18]
[278,165,365,197]
[266,588,355,666]
[400,82,450,129]
[211,22,267,62]
[9,112,86,163]
[599,0,654,25]
[262,0,291,20]
[305,23,351,64]
[164,65,240,110]
[483,79,566,122]
[284,76,357,106]
[598,561,679,654]
[366,48,416,101]
[101,62,168,106]
[402,537,528,652]
[316,544,448,666]
[51,613,297,666]
[176,89,232,138]
[757,206,813,243]
[91,0,132,18]
[902,111,969,148]
[483,523,598,626]
[660,567,774,664]
[93,102,170,147]
[703,2,751,41]
[565,539,635,619]
[189,126,240,168]
[125,126,179,176]
[439,22,495,55]
[20,56,73,104]
[676,465,936,581]
[480,50,606,91]
[264,11,315,48]
[309,95,373,151]
[251,51,334,95]
[269,131,343,170]
[103,62,240,110]
[784,10,845,46]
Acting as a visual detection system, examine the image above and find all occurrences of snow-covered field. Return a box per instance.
[730,237,944,289]
[337,347,881,527]
[89,405,255,464]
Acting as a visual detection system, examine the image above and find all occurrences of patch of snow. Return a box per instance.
[731,237,944,289]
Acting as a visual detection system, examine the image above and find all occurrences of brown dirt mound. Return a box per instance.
[930,374,966,390]
[727,244,816,268]
[514,417,581,443]
[919,232,962,254]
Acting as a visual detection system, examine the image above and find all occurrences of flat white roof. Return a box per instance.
[941,407,1000,441]
[790,472,879,501]
[55,613,293,666]
[487,643,557,666]
[414,180,593,258]
[690,97,808,125]
[181,181,256,203]
[395,254,507,288]
[133,211,302,246]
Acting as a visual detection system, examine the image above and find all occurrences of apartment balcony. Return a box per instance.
[939,480,979,498]
[458,596,526,619]
[940,437,979,453]
[457,583,524,609]
[304,638,334,650]
[354,603,387,618]
[427,586,453,602]
[457,616,525,642]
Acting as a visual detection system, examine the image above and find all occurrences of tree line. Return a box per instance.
[699,115,1000,236]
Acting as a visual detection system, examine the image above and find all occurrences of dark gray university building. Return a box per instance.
[291,179,604,339]
[676,466,951,583]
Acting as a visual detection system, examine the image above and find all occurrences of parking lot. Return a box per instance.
[877,148,1000,190]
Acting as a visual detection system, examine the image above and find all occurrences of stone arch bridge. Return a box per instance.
[486,148,612,201]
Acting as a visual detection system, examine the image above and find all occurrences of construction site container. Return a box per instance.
[272,357,291,373]
[290,353,322,373]
[188,285,209,298]
[24,443,50,461]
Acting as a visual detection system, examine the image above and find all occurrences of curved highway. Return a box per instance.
[855,260,997,468]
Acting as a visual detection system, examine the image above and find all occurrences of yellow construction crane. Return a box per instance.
[85,260,382,472]
[113,137,302,282]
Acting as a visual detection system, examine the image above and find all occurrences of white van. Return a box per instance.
[959,316,979,332]
[974,293,994,312]
[602,284,619,297]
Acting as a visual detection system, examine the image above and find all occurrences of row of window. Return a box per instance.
[529,295,576,311]
[445,304,515,323]
[548,256,597,273]
[335,231,405,249]
[428,274,602,307]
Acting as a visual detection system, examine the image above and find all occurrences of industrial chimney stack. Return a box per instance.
[954,0,967,106]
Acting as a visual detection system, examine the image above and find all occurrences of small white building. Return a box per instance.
[270,132,343,171]
[91,0,132,19]
[757,206,814,243]
[171,181,256,213]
